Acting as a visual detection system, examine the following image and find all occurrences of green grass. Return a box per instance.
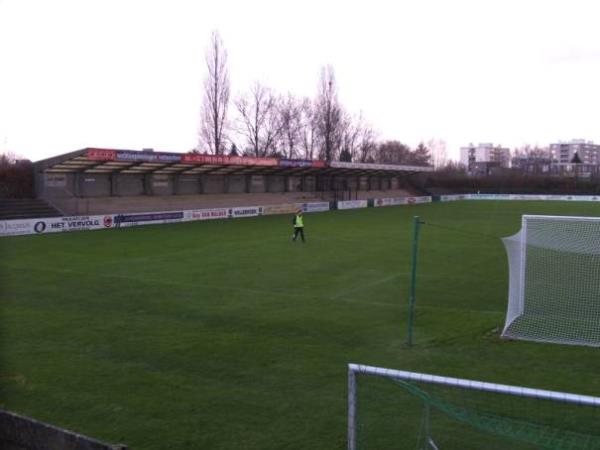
[2,201,600,449]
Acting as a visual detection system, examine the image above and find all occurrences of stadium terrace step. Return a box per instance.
[47,190,416,216]
[0,198,62,220]
[0,204,59,212]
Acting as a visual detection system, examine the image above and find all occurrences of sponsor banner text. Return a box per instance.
[337,200,368,210]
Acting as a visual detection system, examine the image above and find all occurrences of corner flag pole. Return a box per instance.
[406,216,424,346]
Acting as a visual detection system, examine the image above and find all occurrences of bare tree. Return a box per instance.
[234,82,284,157]
[0,152,34,198]
[356,123,378,163]
[513,144,549,158]
[376,140,412,164]
[199,31,230,154]
[263,96,285,156]
[437,160,467,174]
[0,151,20,165]
[278,93,306,159]
[299,98,318,160]
[340,112,378,163]
[339,112,359,162]
[314,66,344,161]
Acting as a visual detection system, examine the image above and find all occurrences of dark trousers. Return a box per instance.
[293,226,305,242]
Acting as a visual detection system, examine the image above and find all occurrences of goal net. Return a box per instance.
[348,363,600,450]
[502,215,600,346]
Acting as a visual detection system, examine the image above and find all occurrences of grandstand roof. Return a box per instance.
[35,148,434,176]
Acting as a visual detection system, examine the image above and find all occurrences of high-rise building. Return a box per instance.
[460,143,511,171]
[549,140,600,164]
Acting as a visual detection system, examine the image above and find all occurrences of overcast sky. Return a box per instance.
[1,0,599,162]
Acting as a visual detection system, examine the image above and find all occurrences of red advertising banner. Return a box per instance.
[86,148,117,161]
[181,154,278,166]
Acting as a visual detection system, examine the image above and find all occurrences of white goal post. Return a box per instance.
[502,214,600,346]
[348,363,600,450]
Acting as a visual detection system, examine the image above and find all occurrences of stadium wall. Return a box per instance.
[7,192,600,238]
[0,196,430,237]
[267,175,284,192]
[439,193,600,202]
[7,192,600,237]
[38,173,76,198]
[39,172,411,203]
[176,175,200,195]
[249,175,267,193]
[80,174,111,197]
[118,174,145,196]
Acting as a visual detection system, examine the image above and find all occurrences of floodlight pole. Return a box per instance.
[406,216,424,346]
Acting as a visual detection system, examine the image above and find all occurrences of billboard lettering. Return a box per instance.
[337,200,368,210]
[330,161,434,172]
[115,212,184,224]
[302,202,330,212]
[229,206,262,218]
[186,208,229,221]
[374,196,432,207]
[262,203,300,215]
[182,154,278,166]
[115,151,181,163]
[279,159,327,169]
[86,149,117,161]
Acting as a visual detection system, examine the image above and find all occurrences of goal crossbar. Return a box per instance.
[348,363,600,450]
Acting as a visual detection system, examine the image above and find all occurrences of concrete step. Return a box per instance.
[0,198,62,220]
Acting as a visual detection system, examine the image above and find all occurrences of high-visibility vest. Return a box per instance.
[295,214,304,227]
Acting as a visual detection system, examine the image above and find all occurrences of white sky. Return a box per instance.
[1,0,600,162]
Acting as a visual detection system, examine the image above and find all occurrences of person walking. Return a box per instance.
[292,209,305,243]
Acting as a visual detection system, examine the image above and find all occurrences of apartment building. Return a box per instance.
[549,140,600,164]
[460,143,511,171]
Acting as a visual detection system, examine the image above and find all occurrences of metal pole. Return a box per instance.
[348,365,357,450]
[406,216,423,346]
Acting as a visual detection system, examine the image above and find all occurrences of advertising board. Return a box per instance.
[337,200,368,210]
[181,154,278,166]
[86,148,181,163]
[330,161,434,172]
[440,194,472,202]
[228,206,262,218]
[115,212,185,227]
[0,219,37,236]
[185,208,229,221]
[374,196,432,207]
[0,215,115,236]
[262,203,300,215]
[278,159,328,169]
[302,202,330,213]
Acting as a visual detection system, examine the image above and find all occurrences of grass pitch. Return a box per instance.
[2,201,600,449]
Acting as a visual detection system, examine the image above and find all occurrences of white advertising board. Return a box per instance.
[185,208,229,221]
[0,215,115,236]
[302,202,330,213]
[374,196,432,207]
[440,194,473,202]
[337,200,368,210]
[228,206,262,218]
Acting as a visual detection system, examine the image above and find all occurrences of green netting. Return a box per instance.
[395,380,600,450]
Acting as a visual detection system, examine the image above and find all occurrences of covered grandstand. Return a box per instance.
[33,148,433,215]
